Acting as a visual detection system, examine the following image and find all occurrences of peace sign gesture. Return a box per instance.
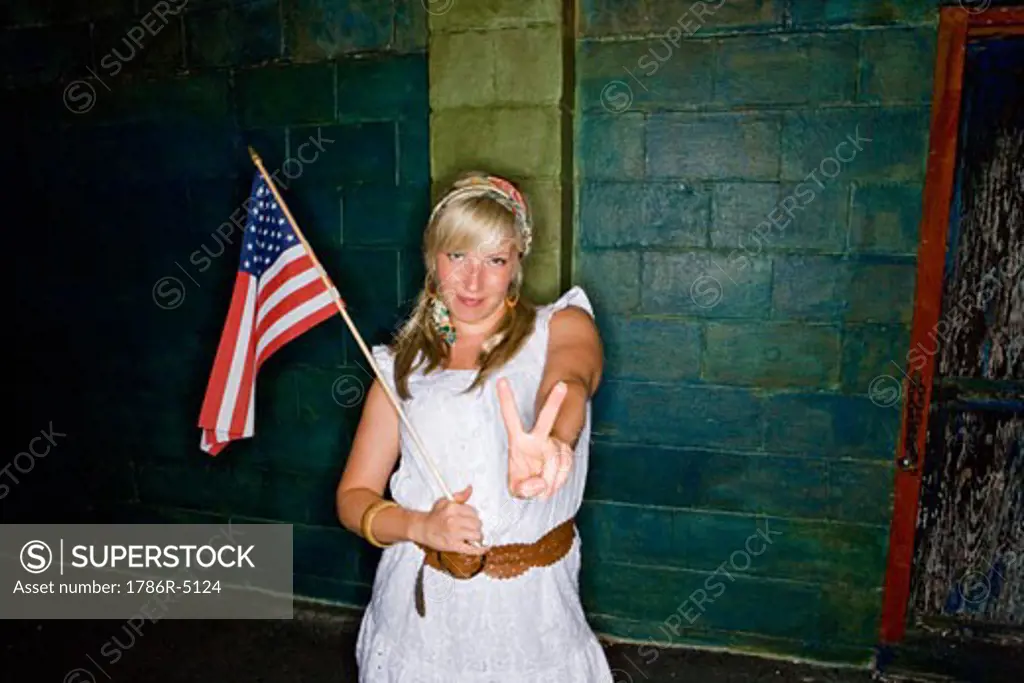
[498,377,574,500]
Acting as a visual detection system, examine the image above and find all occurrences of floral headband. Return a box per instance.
[428,172,533,257]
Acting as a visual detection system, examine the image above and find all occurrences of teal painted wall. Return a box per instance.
[574,0,940,664]
[5,0,430,607]
[4,0,974,668]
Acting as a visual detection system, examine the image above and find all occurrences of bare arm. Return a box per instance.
[533,306,604,449]
[336,379,427,546]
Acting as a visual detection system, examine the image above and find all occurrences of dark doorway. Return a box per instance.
[880,7,1024,682]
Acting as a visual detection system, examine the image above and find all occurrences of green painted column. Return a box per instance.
[428,0,567,302]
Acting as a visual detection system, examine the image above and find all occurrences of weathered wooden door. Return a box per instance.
[908,29,1023,630]
[879,7,1023,681]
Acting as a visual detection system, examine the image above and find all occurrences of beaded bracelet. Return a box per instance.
[361,499,399,548]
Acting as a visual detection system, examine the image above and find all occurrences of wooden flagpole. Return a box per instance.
[247,145,455,503]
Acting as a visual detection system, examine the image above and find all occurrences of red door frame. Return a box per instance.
[879,6,1024,645]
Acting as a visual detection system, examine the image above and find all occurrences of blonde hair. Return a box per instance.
[387,173,538,399]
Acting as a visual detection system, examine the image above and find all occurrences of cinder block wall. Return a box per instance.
[4,0,959,667]
[4,0,430,605]
[575,0,938,664]
[428,0,568,302]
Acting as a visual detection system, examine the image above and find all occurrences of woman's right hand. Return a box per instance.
[414,485,487,555]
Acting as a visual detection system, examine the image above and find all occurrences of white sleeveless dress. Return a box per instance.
[355,285,614,682]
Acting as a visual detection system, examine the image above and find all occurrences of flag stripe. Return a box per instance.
[256,259,322,328]
[222,278,258,441]
[257,289,337,369]
[255,277,329,349]
[198,271,253,430]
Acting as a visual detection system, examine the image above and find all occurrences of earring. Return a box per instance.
[429,289,456,345]
[505,289,519,309]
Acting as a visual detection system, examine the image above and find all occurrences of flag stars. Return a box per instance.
[237,177,303,277]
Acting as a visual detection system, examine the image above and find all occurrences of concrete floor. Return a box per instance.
[2,600,930,683]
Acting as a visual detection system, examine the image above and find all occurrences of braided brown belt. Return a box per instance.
[412,517,576,617]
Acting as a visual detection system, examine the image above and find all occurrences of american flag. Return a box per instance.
[198,171,340,455]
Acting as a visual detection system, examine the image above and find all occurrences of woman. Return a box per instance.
[336,171,613,682]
